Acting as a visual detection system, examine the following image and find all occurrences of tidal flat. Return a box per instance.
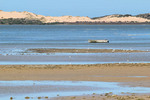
[1,25,150,100]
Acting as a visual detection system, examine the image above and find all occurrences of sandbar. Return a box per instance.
[27,48,149,53]
[0,63,150,87]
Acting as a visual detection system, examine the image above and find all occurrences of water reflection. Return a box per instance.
[0,81,150,100]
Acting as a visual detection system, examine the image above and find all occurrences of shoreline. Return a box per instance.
[1,23,150,25]
[48,23,150,25]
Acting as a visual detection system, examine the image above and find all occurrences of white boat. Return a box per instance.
[88,39,109,43]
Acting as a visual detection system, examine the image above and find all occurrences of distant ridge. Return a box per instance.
[0,11,150,25]
[92,14,132,19]
[136,13,150,19]
[92,14,150,20]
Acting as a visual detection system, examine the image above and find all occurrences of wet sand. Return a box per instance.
[27,48,149,53]
[1,63,150,99]
[1,80,150,100]
[52,94,150,100]
[0,63,150,86]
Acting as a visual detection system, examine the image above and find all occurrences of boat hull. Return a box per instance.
[88,40,109,43]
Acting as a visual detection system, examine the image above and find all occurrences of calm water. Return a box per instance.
[0,25,150,64]
[0,25,150,50]
[1,81,150,100]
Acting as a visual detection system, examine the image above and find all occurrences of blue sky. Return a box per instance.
[1,0,150,17]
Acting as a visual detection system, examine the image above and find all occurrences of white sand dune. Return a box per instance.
[0,10,150,23]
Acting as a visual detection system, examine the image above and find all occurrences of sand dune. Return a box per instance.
[0,10,150,23]
[0,10,92,23]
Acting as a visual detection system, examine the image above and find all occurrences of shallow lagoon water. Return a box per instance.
[0,52,150,65]
[1,25,150,50]
[0,81,150,100]
[0,25,150,64]
[0,25,150,100]
[1,61,150,65]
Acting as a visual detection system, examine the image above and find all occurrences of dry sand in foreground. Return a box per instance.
[27,48,149,53]
[0,63,150,87]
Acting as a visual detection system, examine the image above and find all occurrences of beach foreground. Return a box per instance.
[1,63,150,100]
[51,94,150,100]
[1,63,150,85]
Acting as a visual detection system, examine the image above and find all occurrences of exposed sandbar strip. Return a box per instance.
[0,63,150,87]
[27,48,149,53]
